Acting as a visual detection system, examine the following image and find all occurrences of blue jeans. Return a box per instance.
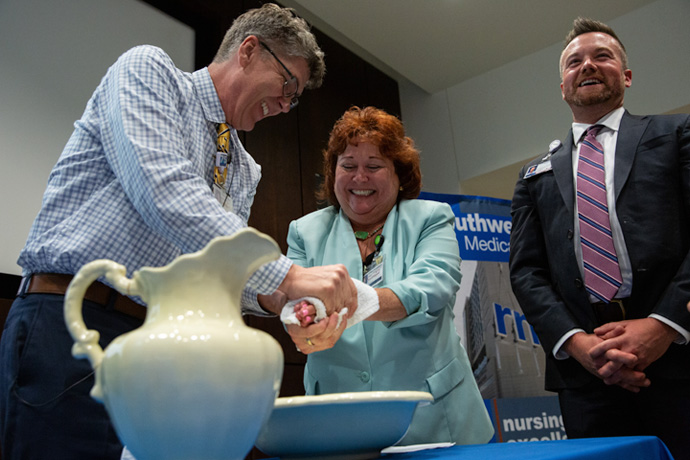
[0,293,143,460]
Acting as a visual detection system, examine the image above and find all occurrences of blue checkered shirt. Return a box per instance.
[18,45,292,314]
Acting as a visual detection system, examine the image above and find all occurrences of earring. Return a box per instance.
[399,186,403,191]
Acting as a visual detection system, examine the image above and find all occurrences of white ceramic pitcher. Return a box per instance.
[64,228,285,460]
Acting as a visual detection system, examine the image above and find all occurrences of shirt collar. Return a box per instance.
[572,106,625,143]
[192,67,226,125]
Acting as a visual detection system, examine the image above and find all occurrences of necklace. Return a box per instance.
[354,224,384,241]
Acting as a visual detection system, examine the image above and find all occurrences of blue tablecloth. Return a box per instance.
[378,436,673,460]
[264,436,673,460]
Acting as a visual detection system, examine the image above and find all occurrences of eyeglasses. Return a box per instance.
[259,41,301,109]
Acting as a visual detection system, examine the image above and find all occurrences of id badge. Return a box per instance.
[214,152,228,185]
[363,253,384,287]
[523,160,552,179]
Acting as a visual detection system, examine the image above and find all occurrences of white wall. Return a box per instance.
[402,0,690,194]
[0,0,193,274]
[2,0,689,274]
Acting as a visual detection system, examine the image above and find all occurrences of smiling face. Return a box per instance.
[210,36,310,132]
[236,49,309,131]
[334,140,400,230]
[560,32,632,123]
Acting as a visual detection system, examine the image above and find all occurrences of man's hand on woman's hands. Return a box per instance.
[280,264,357,318]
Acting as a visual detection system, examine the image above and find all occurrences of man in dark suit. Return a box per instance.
[509,17,690,459]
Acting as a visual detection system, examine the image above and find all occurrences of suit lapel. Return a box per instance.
[331,210,366,279]
[551,130,597,315]
[551,130,575,216]
[614,111,649,199]
[551,112,650,207]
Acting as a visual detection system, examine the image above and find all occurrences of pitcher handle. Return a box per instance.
[64,259,140,370]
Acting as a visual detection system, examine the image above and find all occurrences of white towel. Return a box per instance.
[280,278,379,328]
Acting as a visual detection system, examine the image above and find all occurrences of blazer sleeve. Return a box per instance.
[385,202,462,329]
[509,165,586,351]
[648,114,690,329]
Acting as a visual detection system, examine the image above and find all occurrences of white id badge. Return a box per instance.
[523,160,553,179]
[363,254,384,287]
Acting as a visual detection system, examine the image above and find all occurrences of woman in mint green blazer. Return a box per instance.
[285,107,493,446]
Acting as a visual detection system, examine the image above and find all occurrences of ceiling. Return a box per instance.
[279,0,659,94]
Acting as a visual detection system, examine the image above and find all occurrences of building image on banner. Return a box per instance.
[420,192,565,443]
[463,261,547,399]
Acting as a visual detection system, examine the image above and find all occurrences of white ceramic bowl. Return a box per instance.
[255,390,433,460]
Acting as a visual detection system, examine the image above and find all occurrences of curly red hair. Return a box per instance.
[317,106,421,208]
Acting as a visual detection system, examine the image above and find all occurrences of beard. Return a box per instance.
[563,78,625,108]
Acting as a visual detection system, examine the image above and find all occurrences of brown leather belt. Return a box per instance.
[19,273,147,321]
[592,298,626,325]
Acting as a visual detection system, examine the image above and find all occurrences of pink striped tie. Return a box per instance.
[576,125,622,302]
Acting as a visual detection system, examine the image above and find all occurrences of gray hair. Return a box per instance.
[213,3,325,89]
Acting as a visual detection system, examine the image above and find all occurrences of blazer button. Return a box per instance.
[567,230,573,240]
[359,371,371,383]
[574,278,583,289]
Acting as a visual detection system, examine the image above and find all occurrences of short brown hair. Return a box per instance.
[318,106,422,208]
[561,17,628,75]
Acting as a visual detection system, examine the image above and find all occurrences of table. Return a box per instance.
[265,436,673,460]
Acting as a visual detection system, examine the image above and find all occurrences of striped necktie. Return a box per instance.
[576,125,622,302]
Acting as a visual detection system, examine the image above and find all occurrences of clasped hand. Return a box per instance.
[573,317,677,392]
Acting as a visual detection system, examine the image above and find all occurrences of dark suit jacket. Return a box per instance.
[509,110,690,391]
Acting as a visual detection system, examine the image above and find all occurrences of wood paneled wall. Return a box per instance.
[143,0,401,403]
[0,3,400,457]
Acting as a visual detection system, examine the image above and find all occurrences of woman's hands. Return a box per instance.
[287,311,347,355]
[294,300,317,327]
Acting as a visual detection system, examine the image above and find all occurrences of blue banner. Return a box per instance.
[491,396,565,442]
[419,192,511,263]
[421,192,559,444]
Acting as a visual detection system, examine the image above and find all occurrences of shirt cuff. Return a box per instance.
[241,255,293,316]
[553,328,586,360]
[245,254,292,293]
[649,314,690,344]
[240,287,273,317]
